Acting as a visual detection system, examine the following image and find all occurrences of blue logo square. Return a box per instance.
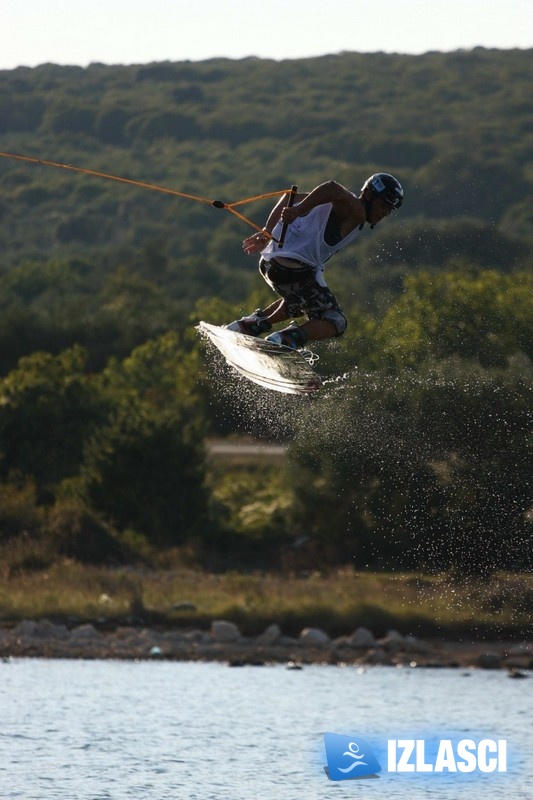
[324,733,382,780]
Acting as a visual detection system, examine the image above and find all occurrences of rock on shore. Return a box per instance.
[0,619,531,671]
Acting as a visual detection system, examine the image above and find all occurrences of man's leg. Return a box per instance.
[266,302,345,350]
[266,317,337,349]
[299,318,337,341]
[225,298,289,335]
[262,298,289,325]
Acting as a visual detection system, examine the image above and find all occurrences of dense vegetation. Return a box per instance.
[0,49,531,583]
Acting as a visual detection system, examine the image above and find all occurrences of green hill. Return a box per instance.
[1,50,531,278]
[0,48,530,370]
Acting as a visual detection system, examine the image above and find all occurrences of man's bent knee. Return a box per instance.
[322,309,347,336]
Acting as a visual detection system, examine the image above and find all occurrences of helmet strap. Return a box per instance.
[363,194,376,229]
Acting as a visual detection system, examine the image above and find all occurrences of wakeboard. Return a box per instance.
[197,321,322,395]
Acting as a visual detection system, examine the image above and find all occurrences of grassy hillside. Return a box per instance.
[2,562,531,640]
[0,49,531,284]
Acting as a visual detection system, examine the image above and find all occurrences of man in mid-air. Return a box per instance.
[226,173,403,349]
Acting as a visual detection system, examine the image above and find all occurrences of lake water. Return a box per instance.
[0,659,531,799]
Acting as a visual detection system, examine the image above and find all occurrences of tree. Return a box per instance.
[287,359,532,575]
[79,333,209,546]
[0,346,105,499]
[376,270,533,369]
[80,402,207,547]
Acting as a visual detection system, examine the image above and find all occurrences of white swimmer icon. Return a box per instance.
[337,741,368,773]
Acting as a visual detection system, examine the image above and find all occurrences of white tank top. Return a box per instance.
[261,202,365,286]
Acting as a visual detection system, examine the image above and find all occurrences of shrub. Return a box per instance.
[46,503,135,565]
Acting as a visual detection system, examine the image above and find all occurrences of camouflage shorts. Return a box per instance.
[259,258,345,324]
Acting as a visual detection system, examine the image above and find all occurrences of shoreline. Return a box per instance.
[1,619,531,672]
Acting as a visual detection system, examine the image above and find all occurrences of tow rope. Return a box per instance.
[0,151,294,239]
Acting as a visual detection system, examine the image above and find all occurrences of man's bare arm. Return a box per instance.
[281,181,365,231]
[242,190,307,254]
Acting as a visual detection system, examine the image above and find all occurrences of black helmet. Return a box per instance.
[362,173,403,209]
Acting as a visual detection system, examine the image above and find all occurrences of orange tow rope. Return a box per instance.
[0,151,291,238]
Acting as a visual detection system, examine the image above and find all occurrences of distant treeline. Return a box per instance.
[0,49,531,277]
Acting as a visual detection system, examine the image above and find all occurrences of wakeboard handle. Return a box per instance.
[277,184,297,249]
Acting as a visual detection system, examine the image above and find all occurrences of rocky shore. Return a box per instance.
[1,619,531,673]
